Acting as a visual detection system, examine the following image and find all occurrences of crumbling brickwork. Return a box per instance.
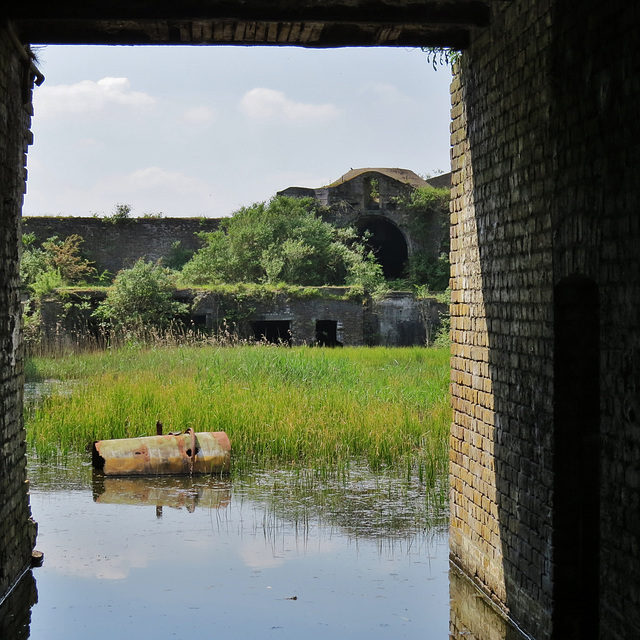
[450,1,640,638]
[0,25,37,601]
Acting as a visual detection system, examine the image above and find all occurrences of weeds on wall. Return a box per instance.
[21,192,450,344]
[421,47,461,70]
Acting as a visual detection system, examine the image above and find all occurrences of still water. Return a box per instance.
[12,382,527,639]
[20,456,458,639]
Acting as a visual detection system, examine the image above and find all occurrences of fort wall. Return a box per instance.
[22,216,220,275]
[0,26,37,601]
[449,1,640,638]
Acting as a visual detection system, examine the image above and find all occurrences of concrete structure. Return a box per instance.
[1,2,640,639]
[279,167,451,279]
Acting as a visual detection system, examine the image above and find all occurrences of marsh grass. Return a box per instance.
[25,345,450,484]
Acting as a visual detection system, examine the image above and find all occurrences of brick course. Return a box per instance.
[450,1,640,638]
[0,25,37,600]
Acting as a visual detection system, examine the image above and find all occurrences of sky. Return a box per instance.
[23,45,453,219]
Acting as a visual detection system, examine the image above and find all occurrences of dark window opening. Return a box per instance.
[252,320,291,345]
[356,217,408,280]
[315,320,342,347]
[553,275,600,640]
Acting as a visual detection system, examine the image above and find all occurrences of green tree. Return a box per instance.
[181,196,385,291]
[20,232,48,289]
[94,259,188,330]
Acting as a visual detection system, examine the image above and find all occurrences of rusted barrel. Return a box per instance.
[92,431,231,476]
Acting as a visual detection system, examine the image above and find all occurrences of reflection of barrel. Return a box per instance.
[92,431,231,476]
[92,475,231,510]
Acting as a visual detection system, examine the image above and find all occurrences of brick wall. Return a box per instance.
[0,25,37,600]
[451,1,640,638]
[22,216,220,275]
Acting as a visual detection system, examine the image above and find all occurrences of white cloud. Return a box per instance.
[34,77,156,120]
[240,88,340,124]
[182,106,216,127]
[120,166,201,192]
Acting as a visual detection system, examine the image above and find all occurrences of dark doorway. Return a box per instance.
[552,275,600,639]
[252,320,291,345]
[315,320,341,347]
[356,217,408,280]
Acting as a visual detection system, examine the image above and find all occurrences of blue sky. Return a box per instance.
[24,45,453,218]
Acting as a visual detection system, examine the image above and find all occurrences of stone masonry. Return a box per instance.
[0,25,37,602]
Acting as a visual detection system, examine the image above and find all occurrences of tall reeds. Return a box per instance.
[25,345,451,483]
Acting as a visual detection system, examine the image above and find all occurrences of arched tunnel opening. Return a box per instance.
[356,217,408,280]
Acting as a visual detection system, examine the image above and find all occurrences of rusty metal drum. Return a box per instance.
[92,431,231,476]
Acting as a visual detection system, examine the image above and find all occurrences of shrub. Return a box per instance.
[180,196,385,293]
[94,259,188,331]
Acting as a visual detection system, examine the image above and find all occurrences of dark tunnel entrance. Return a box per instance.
[356,217,408,280]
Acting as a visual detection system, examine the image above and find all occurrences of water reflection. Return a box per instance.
[15,454,528,639]
[0,571,37,640]
[449,564,529,639]
[92,474,231,512]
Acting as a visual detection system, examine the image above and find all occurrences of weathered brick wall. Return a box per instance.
[550,3,640,637]
[451,1,640,638]
[39,288,442,348]
[368,292,445,347]
[22,216,220,274]
[0,25,37,601]
[187,290,368,345]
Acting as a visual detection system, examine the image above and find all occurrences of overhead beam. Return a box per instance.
[12,19,471,49]
[5,1,492,27]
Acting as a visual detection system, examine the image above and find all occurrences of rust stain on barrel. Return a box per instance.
[93,431,231,476]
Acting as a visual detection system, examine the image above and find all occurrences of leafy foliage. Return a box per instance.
[181,196,385,292]
[94,259,188,330]
[107,203,132,223]
[21,233,97,294]
[41,235,97,283]
[421,47,461,70]
[163,240,194,271]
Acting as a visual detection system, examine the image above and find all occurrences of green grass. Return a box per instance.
[25,345,451,481]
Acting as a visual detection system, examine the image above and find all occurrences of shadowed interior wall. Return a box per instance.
[0,25,37,600]
[449,1,640,639]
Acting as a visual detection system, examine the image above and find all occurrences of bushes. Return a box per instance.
[181,196,385,293]
[21,233,96,292]
[94,259,188,331]
[398,186,450,290]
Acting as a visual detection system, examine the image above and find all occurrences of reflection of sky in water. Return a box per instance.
[28,466,451,640]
